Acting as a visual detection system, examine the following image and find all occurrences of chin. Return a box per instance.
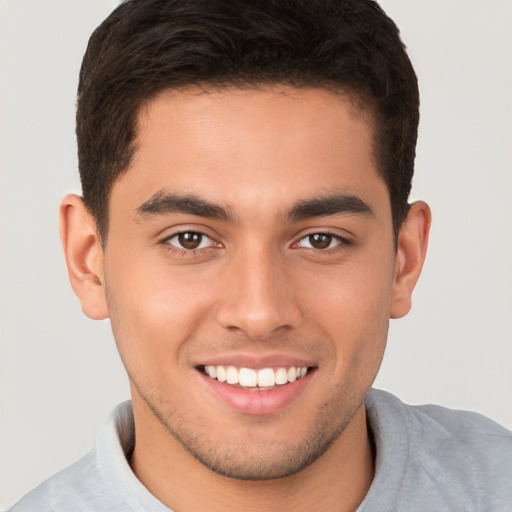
[161,406,355,481]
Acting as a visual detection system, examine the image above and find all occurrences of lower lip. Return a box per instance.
[198,370,315,415]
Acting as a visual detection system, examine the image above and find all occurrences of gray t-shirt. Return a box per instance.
[8,389,512,511]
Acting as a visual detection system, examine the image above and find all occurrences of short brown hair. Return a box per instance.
[77,0,419,241]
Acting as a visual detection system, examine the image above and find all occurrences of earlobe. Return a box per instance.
[390,201,431,319]
[59,194,109,320]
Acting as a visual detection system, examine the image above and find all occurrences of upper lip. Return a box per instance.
[193,352,316,370]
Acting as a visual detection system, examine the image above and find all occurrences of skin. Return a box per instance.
[61,87,430,511]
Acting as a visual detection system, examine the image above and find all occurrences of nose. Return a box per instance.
[215,247,302,340]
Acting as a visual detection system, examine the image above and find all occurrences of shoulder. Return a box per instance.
[367,388,512,448]
[406,396,511,483]
[6,451,108,512]
[7,401,137,512]
[363,389,512,511]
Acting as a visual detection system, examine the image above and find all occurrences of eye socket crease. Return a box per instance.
[145,189,372,256]
[159,228,353,259]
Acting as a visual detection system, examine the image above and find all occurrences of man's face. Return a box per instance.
[102,87,398,479]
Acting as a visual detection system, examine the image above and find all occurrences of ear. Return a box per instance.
[59,194,109,320]
[390,201,431,319]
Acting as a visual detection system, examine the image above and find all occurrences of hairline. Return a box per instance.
[95,81,388,246]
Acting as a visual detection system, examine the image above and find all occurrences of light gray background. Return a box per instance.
[1,0,511,508]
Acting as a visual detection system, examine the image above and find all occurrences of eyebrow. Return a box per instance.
[136,189,373,224]
[136,190,233,221]
[286,192,374,222]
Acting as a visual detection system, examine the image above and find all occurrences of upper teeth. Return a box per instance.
[204,365,309,388]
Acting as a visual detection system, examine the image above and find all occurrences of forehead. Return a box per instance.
[113,86,388,220]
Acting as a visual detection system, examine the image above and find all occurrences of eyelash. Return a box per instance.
[294,231,351,251]
[159,229,351,256]
[160,230,219,255]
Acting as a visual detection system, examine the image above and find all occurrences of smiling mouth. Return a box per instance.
[199,365,312,390]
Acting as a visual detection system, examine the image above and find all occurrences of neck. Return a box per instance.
[130,401,374,512]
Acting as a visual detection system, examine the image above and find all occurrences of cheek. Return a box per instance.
[297,253,394,365]
[104,259,214,372]
[302,258,394,325]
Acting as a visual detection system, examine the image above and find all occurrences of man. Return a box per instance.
[7,0,511,510]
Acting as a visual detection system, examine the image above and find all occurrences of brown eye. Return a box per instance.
[166,231,214,250]
[308,233,332,249]
[297,233,343,250]
[178,232,203,249]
